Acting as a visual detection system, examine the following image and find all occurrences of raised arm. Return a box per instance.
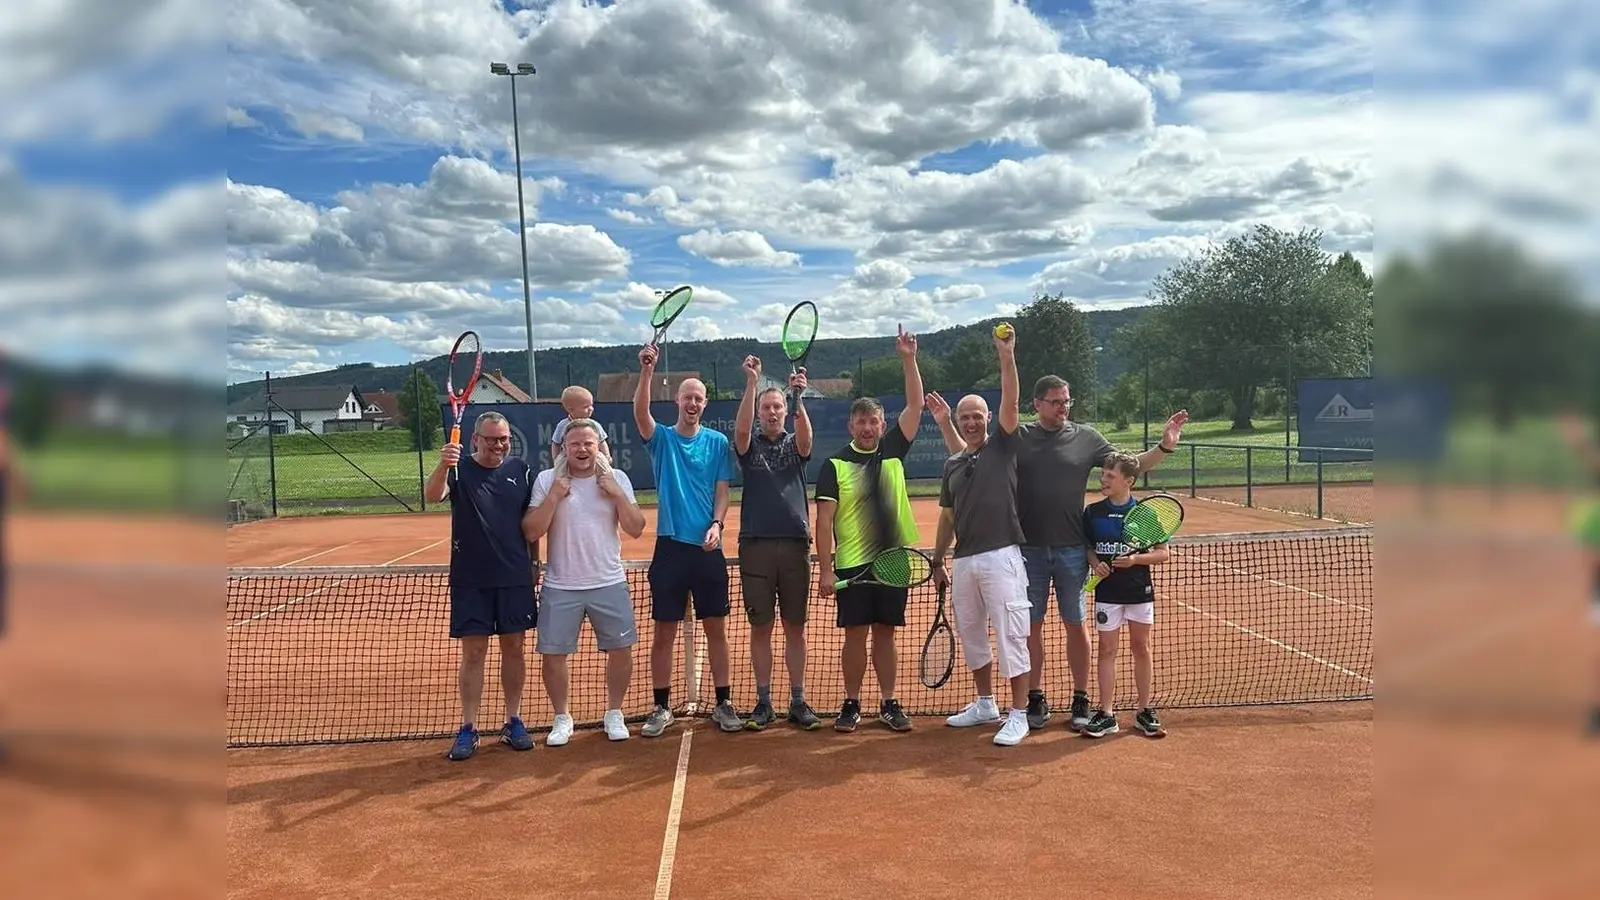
[926,391,963,453]
[894,324,925,441]
[996,328,1020,435]
[791,369,813,458]
[634,345,659,442]
[734,355,760,456]
[1134,409,1189,472]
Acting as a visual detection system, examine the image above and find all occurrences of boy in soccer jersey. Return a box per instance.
[1080,452,1170,739]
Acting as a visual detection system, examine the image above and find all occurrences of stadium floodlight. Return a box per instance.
[489,61,540,401]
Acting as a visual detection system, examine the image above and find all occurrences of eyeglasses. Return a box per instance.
[1037,397,1073,408]
[477,435,511,445]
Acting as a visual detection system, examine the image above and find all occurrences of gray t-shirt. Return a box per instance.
[938,427,1025,559]
[1015,421,1115,548]
[736,431,810,540]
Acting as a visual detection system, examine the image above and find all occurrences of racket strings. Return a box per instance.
[651,287,692,328]
[782,307,817,361]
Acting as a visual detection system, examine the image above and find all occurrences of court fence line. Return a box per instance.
[226,526,1374,748]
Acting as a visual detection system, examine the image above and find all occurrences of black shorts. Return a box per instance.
[648,537,730,622]
[834,564,909,628]
[450,584,537,638]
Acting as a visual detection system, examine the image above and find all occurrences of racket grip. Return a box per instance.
[1083,573,1103,593]
[448,424,461,466]
[832,577,850,591]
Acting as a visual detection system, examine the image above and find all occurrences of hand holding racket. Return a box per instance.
[780,301,818,408]
[1083,493,1185,593]
[445,330,484,484]
[647,285,694,348]
[833,546,934,593]
[919,581,956,690]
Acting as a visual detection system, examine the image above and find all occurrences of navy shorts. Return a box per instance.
[648,537,730,622]
[449,584,537,638]
[834,564,909,628]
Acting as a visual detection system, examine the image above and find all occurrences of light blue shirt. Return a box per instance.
[644,425,734,544]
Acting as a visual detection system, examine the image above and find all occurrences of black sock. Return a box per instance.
[715,685,731,705]
[1028,688,1044,700]
[654,687,670,709]
[791,685,805,704]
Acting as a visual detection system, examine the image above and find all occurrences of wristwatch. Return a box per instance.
[711,519,723,528]
[1156,443,1175,454]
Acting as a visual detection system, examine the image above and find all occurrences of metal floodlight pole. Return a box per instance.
[491,61,539,401]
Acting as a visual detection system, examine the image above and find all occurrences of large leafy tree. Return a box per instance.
[1132,225,1372,430]
[1013,292,1096,415]
[396,367,442,451]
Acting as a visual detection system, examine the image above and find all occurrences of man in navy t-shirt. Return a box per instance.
[425,411,538,760]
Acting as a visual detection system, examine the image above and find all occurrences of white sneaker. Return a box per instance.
[946,698,1001,727]
[993,710,1029,746]
[547,713,574,747]
[604,709,629,741]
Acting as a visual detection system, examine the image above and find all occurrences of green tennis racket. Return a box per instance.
[834,546,934,592]
[648,285,694,346]
[780,301,818,408]
[1083,493,1185,593]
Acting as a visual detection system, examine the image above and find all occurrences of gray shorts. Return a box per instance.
[535,582,638,654]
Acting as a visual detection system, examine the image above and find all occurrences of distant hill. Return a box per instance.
[226,306,1153,402]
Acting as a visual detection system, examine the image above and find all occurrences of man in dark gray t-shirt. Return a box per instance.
[931,328,1033,747]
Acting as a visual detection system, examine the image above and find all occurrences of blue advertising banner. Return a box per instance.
[1374,377,1451,464]
[1296,377,1373,462]
[444,391,1003,490]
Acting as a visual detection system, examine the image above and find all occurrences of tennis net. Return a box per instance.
[226,526,1372,747]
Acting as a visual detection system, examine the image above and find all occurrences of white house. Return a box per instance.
[227,386,367,436]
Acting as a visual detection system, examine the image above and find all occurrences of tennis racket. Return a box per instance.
[1083,493,1185,593]
[647,285,694,347]
[919,581,955,689]
[833,546,934,592]
[445,330,484,483]
[780,301,818,408]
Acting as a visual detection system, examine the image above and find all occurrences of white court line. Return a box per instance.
[226,539,449,630]
[1174,551,1371,613]
[1168,593,1372,684]
[274,541,359,568]
[653,728,694,900]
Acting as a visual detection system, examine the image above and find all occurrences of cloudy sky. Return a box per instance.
[0,2,1593,387]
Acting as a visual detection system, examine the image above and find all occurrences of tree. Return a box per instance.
[396,367,442,451]
[9,371,55,448]
[942,330,994,391]
[1133,225,1372,431]
[1378,230,1592,429]
[1013,293,1095,417]
[855,354,946,399]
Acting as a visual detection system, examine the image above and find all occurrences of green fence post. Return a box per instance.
[1316,449,1325,519]
[1245,446,1253,508]
[413,365,426,512]
[1189,443,1197,498]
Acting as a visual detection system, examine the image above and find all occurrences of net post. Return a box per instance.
[1316,449,1325,519]
[1245,446,1253,508]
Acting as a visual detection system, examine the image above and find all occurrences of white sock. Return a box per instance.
[1009,708,1027,720]
[978,695,996,706]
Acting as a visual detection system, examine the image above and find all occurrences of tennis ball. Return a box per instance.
[993,322,1014,340]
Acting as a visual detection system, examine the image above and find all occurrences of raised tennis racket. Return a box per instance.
[780,300,818,408]
[1083,493,1185,593]
[833,546,934,592]
[445,330,484,482]
[647,285,694,347]
[919,581,955,689]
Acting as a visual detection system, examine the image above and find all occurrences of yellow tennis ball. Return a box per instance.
[993,322,1014,340]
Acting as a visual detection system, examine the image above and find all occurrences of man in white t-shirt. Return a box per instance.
[524,418,647,744]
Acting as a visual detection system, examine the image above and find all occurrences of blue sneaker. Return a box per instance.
[501,717,534,751]
[446,724,479,760]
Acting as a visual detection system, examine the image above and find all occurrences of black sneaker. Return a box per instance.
[1081,710,1118,738]
[787,700,822,731]
[835,699,862,733]
[1588,706,1600,737]
[1068,691,1091,731]
[1135,707,1166,739]
[879,698,913,732]
[1027,691,1051,730]
[745,700,776,731]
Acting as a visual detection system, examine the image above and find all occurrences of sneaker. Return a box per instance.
[994,710,1029,746]
[744,700,776,731]
[712,700,745,732]
[446,724,479,760]
[1081,710,1119,738]
[642,705,675,738]
[501,716,535,751]
[546,713,575,747]
[1588,706,1600,737]
[1135,707,1167,739]
[879,698,913,732]
[787,700,822,730]
[603,709,629,741]
[1026,692,1052,730]
[946,698,1001,728]
[1069,691,1092,731]
[835,699,861,733]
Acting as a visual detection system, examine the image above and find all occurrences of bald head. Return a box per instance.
[675,377,708,427]
[560,385,594,418]
[955,393,992,446]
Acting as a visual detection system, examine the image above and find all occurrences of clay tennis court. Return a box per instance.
[223,493,1373,899]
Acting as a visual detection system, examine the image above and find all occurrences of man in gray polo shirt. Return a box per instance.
[733,355,823,731]
[931,326,1031,746]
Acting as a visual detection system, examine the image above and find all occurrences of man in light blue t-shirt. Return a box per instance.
[632,344,742,737]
